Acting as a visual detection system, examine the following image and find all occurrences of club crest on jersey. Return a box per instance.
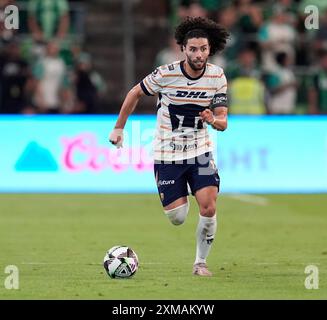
[152,68,159,77]
[175,90,210,99]
[168,64,175,71]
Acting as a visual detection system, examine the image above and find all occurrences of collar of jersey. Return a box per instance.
[180,60,206,80]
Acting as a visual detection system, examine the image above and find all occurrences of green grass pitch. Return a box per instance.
[0,194,326,299]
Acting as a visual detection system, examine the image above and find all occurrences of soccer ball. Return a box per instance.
[103,246,139,279]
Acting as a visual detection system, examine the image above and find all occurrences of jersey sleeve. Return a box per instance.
[211,73,228,108]
[140,67,164,96]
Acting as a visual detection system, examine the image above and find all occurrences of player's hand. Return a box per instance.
[109,128,124,148]
[199,109,215,125]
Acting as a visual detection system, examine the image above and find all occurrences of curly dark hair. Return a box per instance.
[174,17,230,56]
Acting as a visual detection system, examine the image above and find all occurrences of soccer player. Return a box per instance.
[109,17,229,276]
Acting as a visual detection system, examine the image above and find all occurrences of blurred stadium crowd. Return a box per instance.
[0,0,106,115]
[0,0,327,115]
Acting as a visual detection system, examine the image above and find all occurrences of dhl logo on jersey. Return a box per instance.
[174,90,213,99]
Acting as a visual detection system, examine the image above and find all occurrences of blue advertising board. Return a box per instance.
[0,115,326,193]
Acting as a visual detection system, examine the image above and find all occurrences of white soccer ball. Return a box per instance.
[103,246,139,279]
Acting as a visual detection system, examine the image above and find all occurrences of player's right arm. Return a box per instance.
[109,83,145,147]
[109,66,166,147]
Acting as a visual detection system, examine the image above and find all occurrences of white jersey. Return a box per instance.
[141,60,228,161]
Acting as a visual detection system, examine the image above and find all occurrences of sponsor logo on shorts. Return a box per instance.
[158,180,175,186]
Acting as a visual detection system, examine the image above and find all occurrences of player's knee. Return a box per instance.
[200,204,216,217]
[164,201,189,226]
[171,216,185,226]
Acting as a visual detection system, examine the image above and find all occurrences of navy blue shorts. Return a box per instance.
[154,152,220,207]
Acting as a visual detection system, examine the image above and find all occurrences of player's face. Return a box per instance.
[184,38,210,71]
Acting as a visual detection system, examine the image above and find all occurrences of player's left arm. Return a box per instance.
[199,71,229,131]
[199,106,228,131]
[212,106,228,131]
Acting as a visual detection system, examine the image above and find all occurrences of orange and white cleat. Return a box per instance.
[192,263,213,276]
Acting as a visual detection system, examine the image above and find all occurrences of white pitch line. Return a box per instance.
[21,262,94,265]
[21,261,319,266]
[20,262,170,265]
[225,194,269,206]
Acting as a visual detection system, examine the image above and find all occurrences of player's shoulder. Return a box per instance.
[156,61,182,76]
[206,63,225,77]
